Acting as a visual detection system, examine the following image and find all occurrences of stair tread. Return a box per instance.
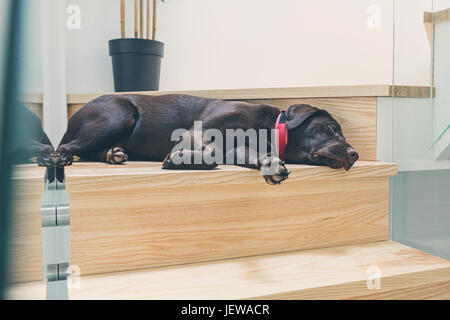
[8,241,450,300]
[13,160,397,183]
[22,85,433,105]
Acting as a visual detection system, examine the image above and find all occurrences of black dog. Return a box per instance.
[54,94,358,184]
[10,104,54,166]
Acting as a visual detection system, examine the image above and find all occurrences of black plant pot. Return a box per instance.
[109,38,164,92]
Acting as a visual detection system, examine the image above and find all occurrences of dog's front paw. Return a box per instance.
[37,152,72,168]
[162,150,192,169]
[106,147,128,164]
[260,157,290,185]
[36,146,54,167]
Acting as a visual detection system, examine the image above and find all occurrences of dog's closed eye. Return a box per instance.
[328,124,338,135]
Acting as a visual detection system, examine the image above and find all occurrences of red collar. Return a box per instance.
[275,110,288,160]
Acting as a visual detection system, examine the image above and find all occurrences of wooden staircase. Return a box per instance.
[9,85,450,299]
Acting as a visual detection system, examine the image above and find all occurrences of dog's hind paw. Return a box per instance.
[38,152,73,168]
[106,147,128,164]
[260,157,290,185]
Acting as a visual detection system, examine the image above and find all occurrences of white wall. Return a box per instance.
[156,0,395,91]
[393,0,433,87]
[41,0,68,146]
[434,0,450,10]
[64,0,403,93]
[19,0,434,93]
[65,0,117,93]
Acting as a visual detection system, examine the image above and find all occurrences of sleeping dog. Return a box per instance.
[50,94,359,184]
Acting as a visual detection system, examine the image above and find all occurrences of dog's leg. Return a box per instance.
[228,146,290,185]
[33,142,55,167]
[13,141,54,166]
[55,105,137,166]
[162,130,219,170]
[92,147,129,165]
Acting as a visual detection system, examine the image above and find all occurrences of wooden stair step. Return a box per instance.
[13,160,397,182]
[7,241,450,300]
[10,161,397,283]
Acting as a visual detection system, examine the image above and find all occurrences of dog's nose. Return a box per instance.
[347,147,359,161]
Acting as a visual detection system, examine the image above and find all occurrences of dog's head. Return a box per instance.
[283,104,359,170]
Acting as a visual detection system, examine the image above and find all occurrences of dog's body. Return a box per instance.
[59,94,279,161]
[55,94,359,184]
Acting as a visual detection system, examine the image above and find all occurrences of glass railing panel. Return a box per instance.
[431,0,450,156]
[391,170,450,259]
[391,0,450,260]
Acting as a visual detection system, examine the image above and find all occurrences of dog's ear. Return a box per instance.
[286,104,320,130]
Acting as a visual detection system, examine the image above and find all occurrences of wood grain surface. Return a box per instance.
[20,85,433,107]
[64,85,432,104]
[424,9,450,24]
[242,97,377,161]
[9,161,395,283]
[7,241,450,300]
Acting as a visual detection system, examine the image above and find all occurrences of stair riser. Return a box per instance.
[10,175,389,283]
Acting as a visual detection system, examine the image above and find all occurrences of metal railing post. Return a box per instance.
[41,166,70,300]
